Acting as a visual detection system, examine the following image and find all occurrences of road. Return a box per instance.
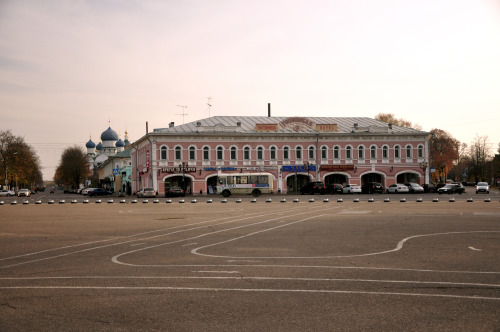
[0,194,499,331]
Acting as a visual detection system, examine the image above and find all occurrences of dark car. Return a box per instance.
[326,183,343,194]
[437,183,465,195]
[423,183,437,193]
[300,181,326,195]
[88,188,112,197]
[361,182,383,194]
[165,187,185,197]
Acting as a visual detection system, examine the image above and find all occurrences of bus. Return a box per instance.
[216,173,273,197]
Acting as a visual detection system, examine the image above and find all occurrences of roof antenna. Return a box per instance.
[207,97,212,118]
[176,105,188,124]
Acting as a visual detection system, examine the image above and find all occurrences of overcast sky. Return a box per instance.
[1,0,500,181]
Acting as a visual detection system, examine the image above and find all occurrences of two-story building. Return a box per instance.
[130,116,430,196]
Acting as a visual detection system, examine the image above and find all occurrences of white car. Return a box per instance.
[475,182,490,194]
[137,187,156,198]
[17,189,31,197]
[343,184,361,194]
[405,183,424,193]
[0,189,15,197]
[386,184,409,193]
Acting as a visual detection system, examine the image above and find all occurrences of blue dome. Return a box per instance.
[85,139,96,149]
[101,127,119,141]
[115,139,125,147]
[96,142,102,151]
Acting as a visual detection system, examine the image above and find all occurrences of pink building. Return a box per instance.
[131,116,430,195]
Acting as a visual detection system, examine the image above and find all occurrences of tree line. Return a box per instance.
[376,113,499,184]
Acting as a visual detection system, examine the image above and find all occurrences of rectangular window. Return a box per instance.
[189,149,195,160]
[270,148,276,160]
[217,149,223,160]
[284,148,289,160]
[244,149,250,160]
[203,149,209,160]
[231,149,236,160]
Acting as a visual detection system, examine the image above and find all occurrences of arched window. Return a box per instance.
[308,146,315,159]
[189,146,196,160]
[230,146,237,160]
[370,146,377,159]
[382,146,389,159]
[203,146,210,161]
[394,145,400,159]
[257,146,264,160]
[418,145,424,158]
[321,146,327,159]
[175,146,182,160]
[333,146,340,159]
[270,146,276,160]
[217,146,223,160]
[358,146,364,159]
[346,146,352,159]
[244,147,250,160]
[406,145,412,158]
[160,146,167,160]
[283,146,289,160]
[296,146,302,160]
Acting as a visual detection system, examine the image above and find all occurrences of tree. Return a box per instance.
[375,113,422,130]
[54,146,90,188]
[467,135,492,182]
[0,130,43,189]
[429,129,459,183]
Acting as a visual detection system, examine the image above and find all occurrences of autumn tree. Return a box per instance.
[429,129,459,183]
[375,113,422,130]
[0,130,43,189]
[54,146,90,188]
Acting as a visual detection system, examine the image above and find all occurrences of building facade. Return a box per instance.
[130,116,431,195]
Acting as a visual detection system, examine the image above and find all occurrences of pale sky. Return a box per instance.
[1,0,500,181]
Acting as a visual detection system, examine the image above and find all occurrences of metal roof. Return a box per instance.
[152,116,426,136]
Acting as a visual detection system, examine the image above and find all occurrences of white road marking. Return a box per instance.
[194,271,240,274]
[0,285,497,301]
[130,243,146,247]
[469,247,482,251]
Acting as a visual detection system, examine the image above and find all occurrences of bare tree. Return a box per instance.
[468,135,492,182]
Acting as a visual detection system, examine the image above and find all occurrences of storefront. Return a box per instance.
[131,116,430,196]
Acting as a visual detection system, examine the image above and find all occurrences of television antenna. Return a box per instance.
[176,105,188,124]
[207,97,212,117]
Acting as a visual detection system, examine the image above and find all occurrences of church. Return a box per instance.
[84,124,132,193]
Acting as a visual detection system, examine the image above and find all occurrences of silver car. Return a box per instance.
[475,182,490,194]
[137,187,156,198]
[0,189,15,197]
[405,183,424,193]
[18,189,31,197]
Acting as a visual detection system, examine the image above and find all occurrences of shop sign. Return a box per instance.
[282,165,317,172]
[320,165,354,171]
[146,149,150,169]
[161,167,196,173]
[316,124,338,132]
[255,124,278,132]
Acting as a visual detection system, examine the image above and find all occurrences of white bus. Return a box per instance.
[216,173,273,197]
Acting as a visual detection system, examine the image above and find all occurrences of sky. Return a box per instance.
[1,0,500,181]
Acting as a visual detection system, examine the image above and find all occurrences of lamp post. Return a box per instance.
[419,161,428,184]
[179,162,188,192]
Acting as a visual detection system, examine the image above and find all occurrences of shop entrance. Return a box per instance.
[165,175,192,195]
[361,173,384,186]
[206,175,218,194]
[286,174,310,193]
[397,172,420,184]
[324,174,348,186]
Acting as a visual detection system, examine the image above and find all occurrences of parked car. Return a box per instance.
[404,183,424,193]
[475,182,490,194]
[81,188,93,195]
[343,184,361,194]
[17,188,31,197]
[300,181,326,195]
[0,189,15,197]
[386,184,409,194]
[165,187,185,197]
[361,182,383,194]
[326,183,343,194]
[437,183,465,195]
[423,183,437,193]
[137,187,156,198]
[88,188,112,197]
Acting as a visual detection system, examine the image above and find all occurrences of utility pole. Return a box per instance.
[176,105,188,124]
